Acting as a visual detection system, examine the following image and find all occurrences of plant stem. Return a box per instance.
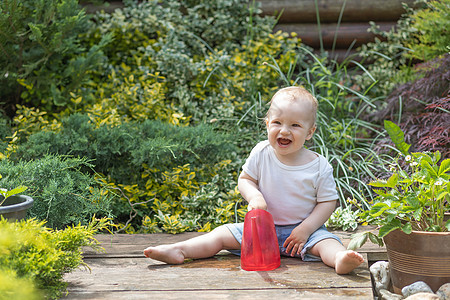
[313,0,324,54]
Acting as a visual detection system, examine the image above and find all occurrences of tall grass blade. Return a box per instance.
[332,0,347,55]
[314,0,324,53]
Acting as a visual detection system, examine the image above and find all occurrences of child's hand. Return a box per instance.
[283,226,309,257]
[248,197,267,211]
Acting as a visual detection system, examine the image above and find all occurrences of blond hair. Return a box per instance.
[267,86,318,126]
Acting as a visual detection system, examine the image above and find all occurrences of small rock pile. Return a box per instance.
[370,261,450,300]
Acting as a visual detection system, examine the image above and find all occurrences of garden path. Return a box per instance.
[63,227,385,299]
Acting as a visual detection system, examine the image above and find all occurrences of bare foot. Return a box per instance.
[335,250,364,274]
[143,245,185,264]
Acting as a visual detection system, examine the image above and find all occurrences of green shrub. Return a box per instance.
[0,0,110,113]
[86,0,274,67]
[67,0,299,130]
[7,0,305,141]
[405,0,450,61]
[15,114,238,183]
[0,269,41,300]
[0,118,11,154]
[355,4,419,99]
[111,159,246,234]
[355,0,448,100]
[325,205,360,232]
[0,155,115,229]
[0,117,10,138]
[150,160,244,233]
[185,31,305,126]
[12,114,241,232]
[0,217,110,299]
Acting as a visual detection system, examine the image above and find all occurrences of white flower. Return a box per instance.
[405,155,412,161]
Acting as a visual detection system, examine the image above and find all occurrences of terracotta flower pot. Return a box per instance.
[383,229,450,293]
[0,195,34,221]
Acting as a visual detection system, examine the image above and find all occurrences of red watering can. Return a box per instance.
[241,209,280,271]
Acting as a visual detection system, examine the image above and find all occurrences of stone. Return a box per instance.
[437,283,450,300]
[402,281,434,298]
[379,289,403,300]
[404,292,440,300]
[370,261,391,296]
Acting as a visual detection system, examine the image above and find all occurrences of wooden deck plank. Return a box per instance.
[64,256,373,299]
[65,288,374,300]
[66,256,370,289]
[82,226,386,260]
[63,228,384,299]
[64,288,373,300]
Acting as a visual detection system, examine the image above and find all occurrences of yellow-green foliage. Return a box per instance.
[0,217,110,299]
[104,161,246,234]
[13,105,61,136]
[0,0,108,110]
[0,131,18,160]
[192,31,301,114]
[8,0,302,136]
[4,0,302,234]
[68,65,190,128]
[406,0,450,61]
[3,105,60,160]
[0,269,41,300]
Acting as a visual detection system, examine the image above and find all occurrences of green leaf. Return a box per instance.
[438,158,450,176]
[369,180,389,188]
[436,191,448,201]
[445,219,450,231]
[421,160,438,177]
[368,232,384,247]
[386,173,399,188]
[433,151,441,164]
[28,23,43,41]
[384,120,410,156]
[413,207,423,221]
[406,195,420,208]
[402,223,412,234]
[369,203,390,217]
[5,186,28,198]
[372,189,391,198]
[348,232,369,250]
[378,223,400,238]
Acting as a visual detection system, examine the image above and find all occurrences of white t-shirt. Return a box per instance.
[242,140,339,225]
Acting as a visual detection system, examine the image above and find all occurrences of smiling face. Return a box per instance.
[266,87,317,165]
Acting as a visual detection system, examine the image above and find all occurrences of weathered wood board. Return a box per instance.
[63,228,384,299]
[81,227,386,261]
[274,22,395,49]
[258,0,417,23]
[64,255,373,299]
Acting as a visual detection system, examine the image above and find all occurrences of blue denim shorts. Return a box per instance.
[224,222,342,262]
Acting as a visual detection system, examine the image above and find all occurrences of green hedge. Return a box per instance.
[0,155,114,229]
[15,114,238,183]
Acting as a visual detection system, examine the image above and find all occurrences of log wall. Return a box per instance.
[259,0,416,57]
[83,0,416,56]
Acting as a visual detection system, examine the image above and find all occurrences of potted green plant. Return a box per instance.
[0,174,32,221]
[349,120,450,293]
